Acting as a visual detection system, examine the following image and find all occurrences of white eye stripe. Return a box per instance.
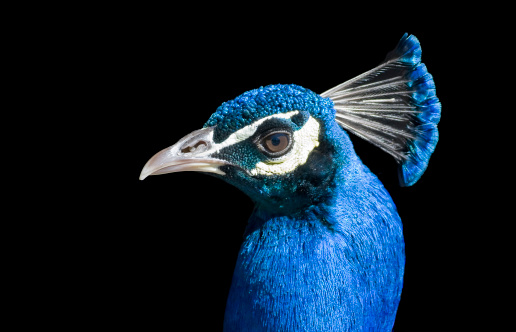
[195,111,300,157]
[250,116,320,176]
[194,111,320,176]
[214,111,299,151]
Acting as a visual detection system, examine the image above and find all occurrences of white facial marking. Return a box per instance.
[193,111,320,176]
[194,111,300,158]
[215,111,300,150]
[250,115,320,176]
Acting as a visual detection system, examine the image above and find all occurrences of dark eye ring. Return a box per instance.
[258,131,292,157]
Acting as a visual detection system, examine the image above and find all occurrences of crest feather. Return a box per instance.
[321,33,441,186]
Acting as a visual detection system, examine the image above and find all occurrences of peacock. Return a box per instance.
[140,33,440,331]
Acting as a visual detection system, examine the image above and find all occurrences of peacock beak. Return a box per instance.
[139,127,230,180]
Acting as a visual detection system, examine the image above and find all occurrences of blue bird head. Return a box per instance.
[141,83,356,214]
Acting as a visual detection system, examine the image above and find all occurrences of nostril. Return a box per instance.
[181,141,208,154]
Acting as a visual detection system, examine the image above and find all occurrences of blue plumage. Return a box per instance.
[222,113,404,330]
[387,34,441,186]
[140,33,440,331]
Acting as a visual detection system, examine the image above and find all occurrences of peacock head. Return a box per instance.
[139,84,349,213]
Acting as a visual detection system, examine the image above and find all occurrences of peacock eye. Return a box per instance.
[260,132,291,156]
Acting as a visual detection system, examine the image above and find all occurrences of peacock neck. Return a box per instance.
[224,162,405,331]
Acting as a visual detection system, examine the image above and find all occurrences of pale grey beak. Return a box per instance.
[139,127,229,180]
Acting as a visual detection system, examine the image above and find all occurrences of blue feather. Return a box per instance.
[322,33,441,187]
[398,37,441,186]
[385,33,422,65]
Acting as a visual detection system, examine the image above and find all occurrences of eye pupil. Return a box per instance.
[263,132,289,153]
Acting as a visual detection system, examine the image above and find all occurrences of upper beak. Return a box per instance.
[139,127,229,180]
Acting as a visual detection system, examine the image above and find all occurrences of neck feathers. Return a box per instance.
[224,164,405,331]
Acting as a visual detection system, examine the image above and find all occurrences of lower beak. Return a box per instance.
[139,127,229,180]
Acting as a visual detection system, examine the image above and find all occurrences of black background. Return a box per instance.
[33,6,514,331]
